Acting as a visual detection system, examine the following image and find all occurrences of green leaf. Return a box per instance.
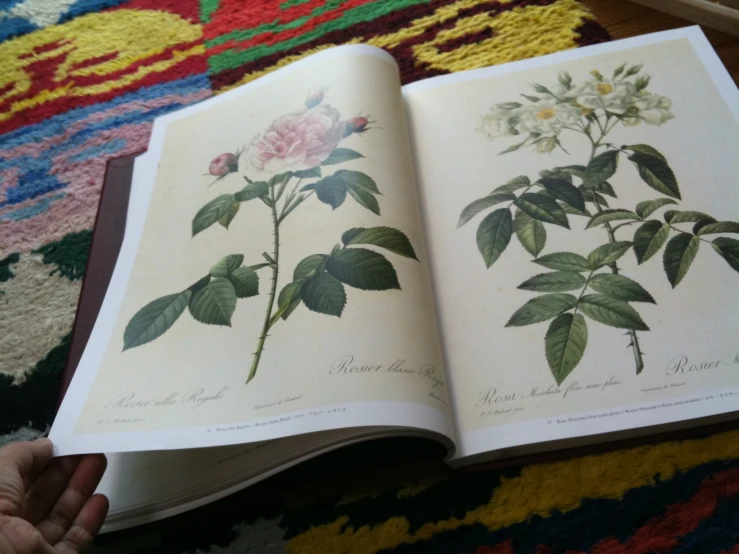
[545,313,588,385]
[629,152,680,199]
[321,148,363,165]
[458,193,515,228]
[334,169,380,194]
[534,252,589,272]
[514,193,569,228]
[498,141,526,155]
[347,184,380,215]
[712,237,739,273]
[591,180,617,198]
[326,248,399,290]
[123,291,191,350]
[228,266,259,298]
[634,220,670,264]
[697,222,739,236]
[210,254,244,277]
[315,175,347,209]
[663,233,700,287]
[192,194,236,236]
[664,210,715,224]
[635,198,677,219]
[586,209,640,229]
[277,281,303,320]
[293,254,328,280]
[187,275,211,295]
[505,294,578,327]
[341,227,418,260]
[292,167,321,179]
[579,187,610,208]
[626,144,667,162]
[518,271,586,292]
[588,274,655,303]
[584,150,619,188]
[300,273,346,317]
[476,208,513,268]
[539,177,585,211]
[493,175,530,193]
[587,242,633,269]
[218,201,240,229]
[513,211,546,257]
[578,294,649,330]
[522,94,540,103]
[234,181,269,202]
[554,165,586,179]
[559,202,591,217]
[188,278,237,326]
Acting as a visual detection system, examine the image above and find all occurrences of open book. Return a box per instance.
[50,27,739,532]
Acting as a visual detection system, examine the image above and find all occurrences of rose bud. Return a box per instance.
[344,116,370,137]
[305,90,324,109]
[209,153,239,176]
[536,136,557,154]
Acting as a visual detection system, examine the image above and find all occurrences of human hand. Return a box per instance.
[0,439,108,554]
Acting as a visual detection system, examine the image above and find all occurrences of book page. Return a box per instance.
[404,29,739,458]
[51,46,452,455]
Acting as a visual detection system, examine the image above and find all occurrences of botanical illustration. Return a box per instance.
[123,91,418,384]
[459,63,739,385]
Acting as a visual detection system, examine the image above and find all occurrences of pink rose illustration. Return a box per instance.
[248,104,345,173]
[343,116,370,137]
[208,153,239,176]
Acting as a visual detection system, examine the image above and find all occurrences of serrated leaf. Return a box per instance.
[545,313,588,385]
[697,222,739,236]
[514,193,569,228]
[626,144,666,162]
[713,237,739,273]
[513,211,546,257]
[234,181,269,202]
[587,242,632,269]
[664,210,715,224]
[188,278,237,326]
[292,167,321,179]
[539,177,585,211]
[334,169,380,194]
[505,294,578,327]
[629,152,680,199]
[293,254,328,280]
[592,181,617,198]
[188,275,211,295]
[493,175,530,193]
[314,175,347,209]
[534,252,589,272]
[578,294,649,330]
[277,281,303,320]
[554,165,586,179]
[342,227,417,260]
[321,148,363,165]
[300,273,346,317]
[633,220,670,264]
[218,201,240,229]
[123,291,191,350]
[588,274,655,303]
[584,150,618,188]
[228,267,259,298]
[635,198,677,219]
[347,183,380,215]
[559,202,591,217]
[326,248,399,290]
[458,193,515,228]
[476,208,512,268]
[579,187,610,208]
[210,254,244,277]
[663,233,699,287]
[192,194,236,236]
[586,209,640,229]
[518,271,586,292]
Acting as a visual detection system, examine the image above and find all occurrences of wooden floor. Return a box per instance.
[581,0,739,84]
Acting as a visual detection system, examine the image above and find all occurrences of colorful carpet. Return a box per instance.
[0,0,737,551]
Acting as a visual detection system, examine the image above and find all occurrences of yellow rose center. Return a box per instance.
[597,83,614,95]
[536,107,556,120]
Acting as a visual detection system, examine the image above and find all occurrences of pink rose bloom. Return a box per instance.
[249,104,345,173]
[209,153,238,176]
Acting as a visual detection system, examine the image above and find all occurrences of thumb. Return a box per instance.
[0,439,53,516]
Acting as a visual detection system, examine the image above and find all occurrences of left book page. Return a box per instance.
[51,45,453,456]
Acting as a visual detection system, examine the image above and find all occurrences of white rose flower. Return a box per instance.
[477,105,519,139]
[575,77,636,115]
[515,99,581,136]
[632,91,674,125]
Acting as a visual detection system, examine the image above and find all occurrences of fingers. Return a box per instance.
[54,494,109,554]
[22,456,81,525]
[0,439,53,516]
[36,454,107,546]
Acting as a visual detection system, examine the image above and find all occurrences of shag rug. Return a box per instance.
[1,0,738,552]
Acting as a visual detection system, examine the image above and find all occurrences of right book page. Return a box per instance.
[404,28,739,460]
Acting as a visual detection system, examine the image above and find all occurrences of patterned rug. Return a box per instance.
[1,0,738,551]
